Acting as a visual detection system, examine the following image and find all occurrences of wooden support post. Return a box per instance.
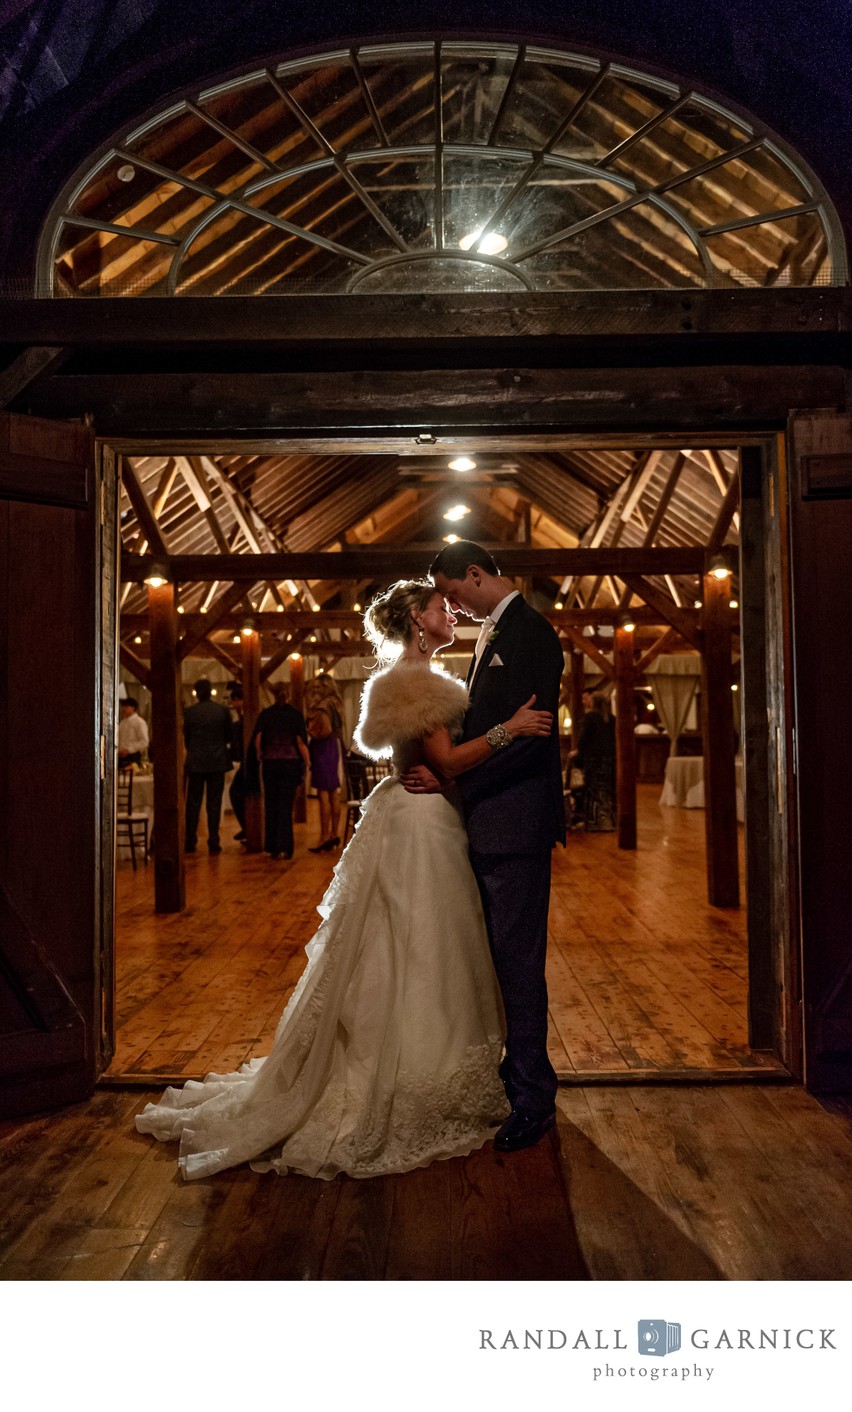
[289,652,307,824]
[701,570,740,907]
[614,625,637,850]
[241,629,263,853]
[148,582,185,913]
[570,649,585,750]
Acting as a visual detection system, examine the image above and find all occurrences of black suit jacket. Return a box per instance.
[457,595,565,854]
[183,699,232,773]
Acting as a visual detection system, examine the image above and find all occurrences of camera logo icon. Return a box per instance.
[638,1320,681,1357]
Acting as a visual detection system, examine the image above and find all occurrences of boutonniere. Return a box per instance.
[487,627,500,644]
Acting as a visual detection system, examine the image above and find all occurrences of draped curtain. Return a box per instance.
[645,655,700,756]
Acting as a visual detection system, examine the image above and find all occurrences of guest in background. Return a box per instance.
[250,683,310,861]
[118,697,149,767]
[183,678,232,855]
[306,672,345,738]
[569,688,616,832]
[306,703,343,853]
[227,683,247,844]
[305,673,345,854]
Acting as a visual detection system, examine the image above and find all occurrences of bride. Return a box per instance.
[135,579,553,1180]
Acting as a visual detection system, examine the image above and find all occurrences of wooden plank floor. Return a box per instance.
[109,785,781,1081]
[2,1084,852,1280]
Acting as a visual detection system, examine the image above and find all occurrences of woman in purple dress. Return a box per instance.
[307,702,343,852]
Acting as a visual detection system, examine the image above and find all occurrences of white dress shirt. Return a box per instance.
[471,589,520,672]
[118,712,149,755]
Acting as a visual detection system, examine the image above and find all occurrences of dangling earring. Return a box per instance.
[417,625,428,654]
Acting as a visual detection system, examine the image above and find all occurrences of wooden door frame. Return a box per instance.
[100,423,802,1083]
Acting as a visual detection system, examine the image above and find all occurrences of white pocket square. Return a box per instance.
[489,654,505,666]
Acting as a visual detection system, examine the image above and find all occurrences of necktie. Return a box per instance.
[472,616,494,669]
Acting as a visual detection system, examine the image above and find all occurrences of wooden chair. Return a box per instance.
[340,753,393,847]
[116,768,149,870]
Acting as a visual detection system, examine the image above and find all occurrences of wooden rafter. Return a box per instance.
[0,346,67,408]
[118,640,151,687]
[619,574,702,650]
[259,633,310,683]
[177,456,231,554]
[197,636,242,678]
[708,466,742,551]
[120,457,169,555]
[636,627,681,675]
[558,623,615,679]
[177,580,258,660]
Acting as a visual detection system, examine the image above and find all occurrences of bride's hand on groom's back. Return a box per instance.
[505,694,554,739]
[401,764,445,794]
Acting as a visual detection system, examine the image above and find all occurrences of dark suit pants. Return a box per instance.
[229,764,246,832]
[470,848,557,1117]
[263,760,301,857]
[186,770,225,850]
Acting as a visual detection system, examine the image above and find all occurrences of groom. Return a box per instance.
[404,540,565,1151]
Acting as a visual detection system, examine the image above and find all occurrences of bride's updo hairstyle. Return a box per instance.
[363,579,436,664]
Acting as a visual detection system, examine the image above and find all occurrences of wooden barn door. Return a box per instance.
[0,412,115,1119]
[788,410,852,1092]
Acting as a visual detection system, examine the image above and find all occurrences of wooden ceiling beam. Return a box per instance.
[4,289,843,346]
[118,640,151,688]
[636,627,681,675]
[196,636,242,679]
[120,604,699,634]
[120,456,169,556]
[708,465,742,551]
[259,632,310,683]
[619,573,703,650]
[123,547,710,583]
[177,580,258,660]
[0,346,67,408]
[558,624,615,679]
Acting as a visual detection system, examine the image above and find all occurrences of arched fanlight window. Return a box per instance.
[40,40,846,296]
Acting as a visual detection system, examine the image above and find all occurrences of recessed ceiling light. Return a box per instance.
[443,504,471,523]
[448,456,476,473]
[459,229,508,255]
[443,533,460,544]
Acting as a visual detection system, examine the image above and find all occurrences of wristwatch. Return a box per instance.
[486,723,513,750]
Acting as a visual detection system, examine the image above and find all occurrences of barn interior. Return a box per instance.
[2,22,852,1289]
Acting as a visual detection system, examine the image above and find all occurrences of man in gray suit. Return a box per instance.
[183,678,232,855]
[404,541,565,1152]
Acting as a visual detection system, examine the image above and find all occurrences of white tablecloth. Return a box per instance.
[660,756,744,823]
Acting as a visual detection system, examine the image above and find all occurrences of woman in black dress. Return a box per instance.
[569,688,616,832]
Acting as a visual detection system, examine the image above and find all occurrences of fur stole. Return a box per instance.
[354,661,469,759]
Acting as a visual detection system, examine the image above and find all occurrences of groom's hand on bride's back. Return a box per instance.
[401,764,445,794]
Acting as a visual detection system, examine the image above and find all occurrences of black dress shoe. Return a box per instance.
[493,1109,556,1153]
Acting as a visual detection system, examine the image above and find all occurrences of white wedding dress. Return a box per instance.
[136,662,508,1181]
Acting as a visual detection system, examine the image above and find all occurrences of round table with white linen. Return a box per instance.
[659,755,744,823]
